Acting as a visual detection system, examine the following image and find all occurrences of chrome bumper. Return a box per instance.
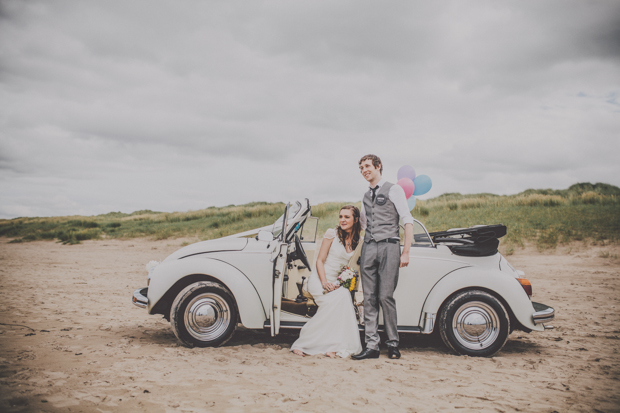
[532,301,555,325]
[132,288,148,309]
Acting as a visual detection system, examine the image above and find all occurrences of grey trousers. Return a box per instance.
[360,240,401,350]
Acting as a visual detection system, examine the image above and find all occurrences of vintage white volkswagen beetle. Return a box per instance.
[132,199,554,357]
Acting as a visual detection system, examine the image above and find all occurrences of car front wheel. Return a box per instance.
[170,281,238,347]
[439,290,510,357]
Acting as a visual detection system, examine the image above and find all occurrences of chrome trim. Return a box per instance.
[375,325,422,334]
[132,288,148,309]
[532,302,555,325]
[264,320,306,330]
[263,320,422,334]
[184,293,232,341]
[413,219,435,247]
[452,301,500,350]
[422,312,436,334]
[544,325,555,330]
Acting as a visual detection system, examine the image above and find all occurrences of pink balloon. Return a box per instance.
[397,178,415,199]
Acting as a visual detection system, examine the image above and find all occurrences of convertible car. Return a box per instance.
[132,200,555,357]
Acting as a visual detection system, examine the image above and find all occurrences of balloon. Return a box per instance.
[397,165,416,182]
[407,196,417,210]
[412,175,432,196]
[396,178,415,199]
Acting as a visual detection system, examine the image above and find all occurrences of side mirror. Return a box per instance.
[257,230,274,242]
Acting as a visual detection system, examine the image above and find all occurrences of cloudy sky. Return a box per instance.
[1,0,619,219]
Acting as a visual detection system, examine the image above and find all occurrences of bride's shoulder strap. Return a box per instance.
[324,228,337,239]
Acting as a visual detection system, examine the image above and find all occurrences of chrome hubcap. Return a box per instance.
[452,301,499,350]
[184,293,230,341]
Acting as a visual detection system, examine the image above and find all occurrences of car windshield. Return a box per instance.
[272,201,302,239]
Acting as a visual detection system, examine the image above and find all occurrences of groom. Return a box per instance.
[352,154,413,360]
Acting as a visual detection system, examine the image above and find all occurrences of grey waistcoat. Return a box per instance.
[363,182,400,243]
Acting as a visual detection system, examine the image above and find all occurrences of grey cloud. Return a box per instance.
[0,0,618,219]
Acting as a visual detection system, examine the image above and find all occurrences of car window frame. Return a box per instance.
[400,219,435,248]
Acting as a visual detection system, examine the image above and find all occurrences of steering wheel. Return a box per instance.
[288,234,311,271]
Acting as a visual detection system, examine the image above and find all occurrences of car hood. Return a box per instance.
[163,238,249,261]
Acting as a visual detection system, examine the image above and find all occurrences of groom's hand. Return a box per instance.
[400,252,410,268]
[400,224,413,268]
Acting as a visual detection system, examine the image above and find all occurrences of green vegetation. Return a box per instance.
[411,183,620,251]
[1,183,618,250]
[1,202,284,245]
[311,202,352,236]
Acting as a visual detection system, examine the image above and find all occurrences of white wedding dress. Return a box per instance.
[291,228,363,358]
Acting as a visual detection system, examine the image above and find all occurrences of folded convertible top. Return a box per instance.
[428,224,507,257]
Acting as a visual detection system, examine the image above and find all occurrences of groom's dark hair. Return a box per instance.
[359,154,383,174]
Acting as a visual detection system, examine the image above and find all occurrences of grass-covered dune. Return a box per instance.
[1,183,618,251]
[0,202,285,245]
[413,182,619,252]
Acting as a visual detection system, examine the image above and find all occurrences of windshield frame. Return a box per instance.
[400,219,435,247]
[272,201,301,241]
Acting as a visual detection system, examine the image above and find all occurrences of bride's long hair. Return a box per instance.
[337,205,361,251]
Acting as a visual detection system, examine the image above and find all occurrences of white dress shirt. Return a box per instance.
[360,178,414,231]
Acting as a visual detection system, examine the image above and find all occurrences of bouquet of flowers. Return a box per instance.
[337,265,359,291]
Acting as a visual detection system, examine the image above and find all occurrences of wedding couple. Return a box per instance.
[292,154,414,360]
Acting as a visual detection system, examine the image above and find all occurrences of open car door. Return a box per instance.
[269,200,312,336]
[270,242,289,336]
[269,203,289,336]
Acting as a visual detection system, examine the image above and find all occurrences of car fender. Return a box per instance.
[148,257,266,329]
[421,267,543,331]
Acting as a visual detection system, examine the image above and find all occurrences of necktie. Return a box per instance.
[371,186,378,201]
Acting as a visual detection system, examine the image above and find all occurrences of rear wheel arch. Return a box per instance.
[434,286,524,334]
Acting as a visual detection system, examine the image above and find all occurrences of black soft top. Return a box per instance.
[428,224,507,257]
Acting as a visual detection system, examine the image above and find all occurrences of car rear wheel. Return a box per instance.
[439,290,510,357]
[170,281,237,347]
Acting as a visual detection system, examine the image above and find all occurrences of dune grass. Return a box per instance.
[411,183,620,251]
[1,202,284,245]
[1,183,618,250]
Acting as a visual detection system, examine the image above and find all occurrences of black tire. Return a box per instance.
[439,290,510,357]
[170,281,237,348]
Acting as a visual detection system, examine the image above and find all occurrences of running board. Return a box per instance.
[263,320,421,334]
[264,321,305,330]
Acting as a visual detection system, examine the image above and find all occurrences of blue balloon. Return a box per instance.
[397,165,416,182]
[413,175,432,196]
[407,196,417,211]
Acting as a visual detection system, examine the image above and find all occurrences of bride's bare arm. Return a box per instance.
[315,236,339,291]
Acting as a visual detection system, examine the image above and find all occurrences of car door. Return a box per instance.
[270,242,289,336]
[269,200,312,336]
[269,202,291,337]
[394,220,470,327]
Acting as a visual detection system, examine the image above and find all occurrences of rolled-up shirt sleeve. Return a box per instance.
[360,200,367,230]
[389,184,414,225]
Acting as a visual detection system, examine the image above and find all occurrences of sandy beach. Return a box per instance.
[0,238,619,412]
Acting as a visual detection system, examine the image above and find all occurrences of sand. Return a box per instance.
[0,237,619,412]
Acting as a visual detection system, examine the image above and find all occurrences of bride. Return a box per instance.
[291,205,363,358]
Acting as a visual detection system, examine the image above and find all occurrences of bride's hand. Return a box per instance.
[322,282,339,292]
